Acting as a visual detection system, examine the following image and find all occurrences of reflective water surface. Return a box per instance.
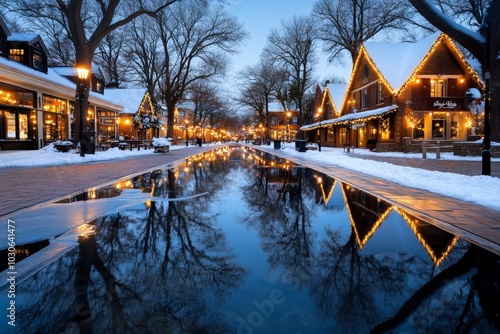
[1,147,499,333]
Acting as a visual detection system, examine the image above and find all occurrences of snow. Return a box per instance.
[363,32,441,92]
[104,88,148,114]
[151,137,172,147]
[326,83,348,113]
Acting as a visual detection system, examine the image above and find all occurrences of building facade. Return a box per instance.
[0,16,150,151]
[304,33,484,152]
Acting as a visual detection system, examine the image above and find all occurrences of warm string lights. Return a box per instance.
[314,175,336,206]
[395,207,459,267]
[340,184,394,250]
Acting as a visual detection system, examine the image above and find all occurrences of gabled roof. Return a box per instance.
[363,32,440,93]
[0,16,12,37]
[341,32,484,113]
[8,32,49,56]
[322,83,347,116]
[104,88,149,114]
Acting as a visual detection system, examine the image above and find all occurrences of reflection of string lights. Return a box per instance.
[395,207,458,266]
[340,184,394,249]
[314,174,336,206]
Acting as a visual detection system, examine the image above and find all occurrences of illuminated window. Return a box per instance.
[9,49,24,62]
[33,52,44,70]
[431,79,446,97]
[43,95,67,113]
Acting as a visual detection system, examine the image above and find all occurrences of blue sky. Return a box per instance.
[226,0,351,89]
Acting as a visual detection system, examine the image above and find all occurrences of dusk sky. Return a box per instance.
[226,0,352,90]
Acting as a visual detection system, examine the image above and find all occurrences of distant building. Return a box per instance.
[266,101,300,141]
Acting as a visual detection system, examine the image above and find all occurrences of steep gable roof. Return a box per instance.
[8,32,49,56]
[104,88,149,114]
[341,32,484,113]
[324,83,347,116]
[363,32,440,93]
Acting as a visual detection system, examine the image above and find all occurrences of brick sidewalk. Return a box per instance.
[0,146,214,217]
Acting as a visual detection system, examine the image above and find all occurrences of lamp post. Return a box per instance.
[479,19,491,176]
[184,119,189,146]
[317,108,322,151]
[286,111,291,142]
[76,66,89,157]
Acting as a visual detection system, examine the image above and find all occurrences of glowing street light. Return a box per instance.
[76,66,89,157]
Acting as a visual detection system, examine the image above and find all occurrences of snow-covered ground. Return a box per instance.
[1,141,499,210]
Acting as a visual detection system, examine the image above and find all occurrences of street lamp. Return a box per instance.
[76,66,89,157]
[184,119,189,146]
[317,108,322,151]
[286,111,291,142]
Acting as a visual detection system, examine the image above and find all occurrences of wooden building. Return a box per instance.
[303,32,484,152]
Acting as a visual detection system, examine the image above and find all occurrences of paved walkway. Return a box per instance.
[1,144,499,255]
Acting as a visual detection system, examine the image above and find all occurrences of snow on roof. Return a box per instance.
[7,32,50,55]
[104,88,148,114]
[326,83,347,111]
[8,32,40,43]
[363,32,441,91]
[301,104,398,130]
[50,66,78,77]
[0,57,122,110]
[268,101,285,111]
[267,101,299,112]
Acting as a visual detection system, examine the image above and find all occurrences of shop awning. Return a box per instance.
[301,104,398,131]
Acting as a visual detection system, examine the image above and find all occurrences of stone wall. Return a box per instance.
[453,141,499,157]
[399,137,499,157]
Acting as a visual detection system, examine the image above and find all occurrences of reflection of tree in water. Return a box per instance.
[11,148,247,333]
[371,245,500,334]
[86,152,247,333]
[310,226,421,333]
[241,155,316,285]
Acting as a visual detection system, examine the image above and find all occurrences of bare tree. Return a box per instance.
[312,0,416,65]
[187,81,224,129]
[237,61,289,134]
[236,82,266,123]
[94,28,131,88]
[264,15,318,132]
[154,0,247,138]
[122,15,166,103]
[6,0,180,146]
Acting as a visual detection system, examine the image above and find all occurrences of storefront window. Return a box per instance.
[19,114,28,139]
[6,112,16,139]
[0,86,35,107]
[414,112,469,140]
[412,119,425,139]
[43,112,68,141]
[43,95,67,113]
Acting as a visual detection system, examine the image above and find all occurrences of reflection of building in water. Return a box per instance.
[314,174,336,206]
[341,183,393,249]
[396,208,458,266]
[259,158,301,194]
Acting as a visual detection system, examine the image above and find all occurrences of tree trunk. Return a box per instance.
[489,1,500,142]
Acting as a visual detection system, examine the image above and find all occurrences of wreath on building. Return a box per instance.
[380,117,390,133]
[133,113,160,129]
